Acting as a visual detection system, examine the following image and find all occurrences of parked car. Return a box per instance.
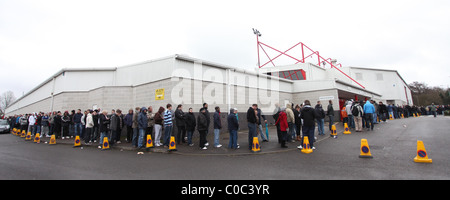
[0,120,10,134]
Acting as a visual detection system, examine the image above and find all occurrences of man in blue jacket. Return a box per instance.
[363,100,375,131]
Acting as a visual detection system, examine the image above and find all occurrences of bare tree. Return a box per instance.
[0,91,17,116]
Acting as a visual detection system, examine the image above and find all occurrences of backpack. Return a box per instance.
[352,106,359,116]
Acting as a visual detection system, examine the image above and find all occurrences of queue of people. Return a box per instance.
[5,100,448,152]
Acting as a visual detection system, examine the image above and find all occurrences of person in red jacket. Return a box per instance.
[275,107,289,148]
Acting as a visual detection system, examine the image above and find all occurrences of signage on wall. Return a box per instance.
[155,88,165,100]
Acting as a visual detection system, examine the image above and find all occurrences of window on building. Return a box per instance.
[355,73,363,80]
[376,73,383,81]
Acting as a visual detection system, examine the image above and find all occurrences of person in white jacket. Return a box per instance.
[28,113,37,135]
[84,110,94,144]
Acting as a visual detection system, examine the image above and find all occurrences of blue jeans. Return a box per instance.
[301,125,315,147]
[248,123,257,149]
[214,129,220,147]
[163,125,173,146]
[348,115,355,128]
[288,122,296,140]
[187,130,193,145]
[257,124,267,140]
[99,132,108,145]
[317,118,324,135]
[132,127,138,147]
[75,123,82,136]
[228,130,238,149]
[138,128,146,148]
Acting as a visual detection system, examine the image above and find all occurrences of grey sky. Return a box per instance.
[1,0,449,99]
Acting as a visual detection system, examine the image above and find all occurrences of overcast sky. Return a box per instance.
[1,0,449,99]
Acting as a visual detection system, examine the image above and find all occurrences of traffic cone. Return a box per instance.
[401,114,404,119]
[168,136,177,151]
[330,125,338,138]
[414,140,432,163]
[73,135,81,147]
[252,137,261,153]
[34,133,41,143]
[301,136,313,154]
[12,128,16,136]
[102,137,110,150]
[49,135,56,145]
[146,134,154,149]
[20,130,26,138]
[359,139,373,158]
[413,113,416,117]
[25,132,32,141]
[343,123,351,134]
[389,114,393,120]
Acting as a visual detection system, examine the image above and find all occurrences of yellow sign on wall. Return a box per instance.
[155,88,165,100]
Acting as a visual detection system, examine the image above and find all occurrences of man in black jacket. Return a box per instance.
[175,104,186,144]
[185,108,196,146]
[298,100,316,150]
[247,104,257,150]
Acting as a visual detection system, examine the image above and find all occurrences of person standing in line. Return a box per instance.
[201,103,211,147]
[98,110,110,149]
[53,112,62,139]
[41,113,50,137]
[175,104,186,144]
[163,104,173,147]
[294,105,302,141]
[132,107,140,148]
[431,103,437,118]
[275,107,288,148]
[61,111,70,139]
[28,113,36,135]
[227,108,239,149]
[285,103,295,142]
[110,109,118,146]
[341,105,348,126]
[185,108,196,147]
[73,109,83,137]
[315,101,325,136]
[146,106,155,143]
[255,105,268,142]
[124,109,133,143]
[49,112,55,136]
[378,102,388,122]
[153,107,164,147]
[247,104,258,150]
[197,108,208,150]
[298,100,316,150]
[363,100,375,131]
[85,110,94,144]
[327,100,334,131]
[346,100,355,129]
[352,101,364,132]
[137,107,148,149]
[272,103,282,144]
[213,106,222,148]
[115,109,123,144]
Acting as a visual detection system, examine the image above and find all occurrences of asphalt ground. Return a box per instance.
[0,115,449,180]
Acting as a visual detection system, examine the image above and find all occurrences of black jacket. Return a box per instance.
[247,107,257,123]
[175,109,186,127]
[185,112,196,132]
[197,113,208,131]
[301,106,316,127]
